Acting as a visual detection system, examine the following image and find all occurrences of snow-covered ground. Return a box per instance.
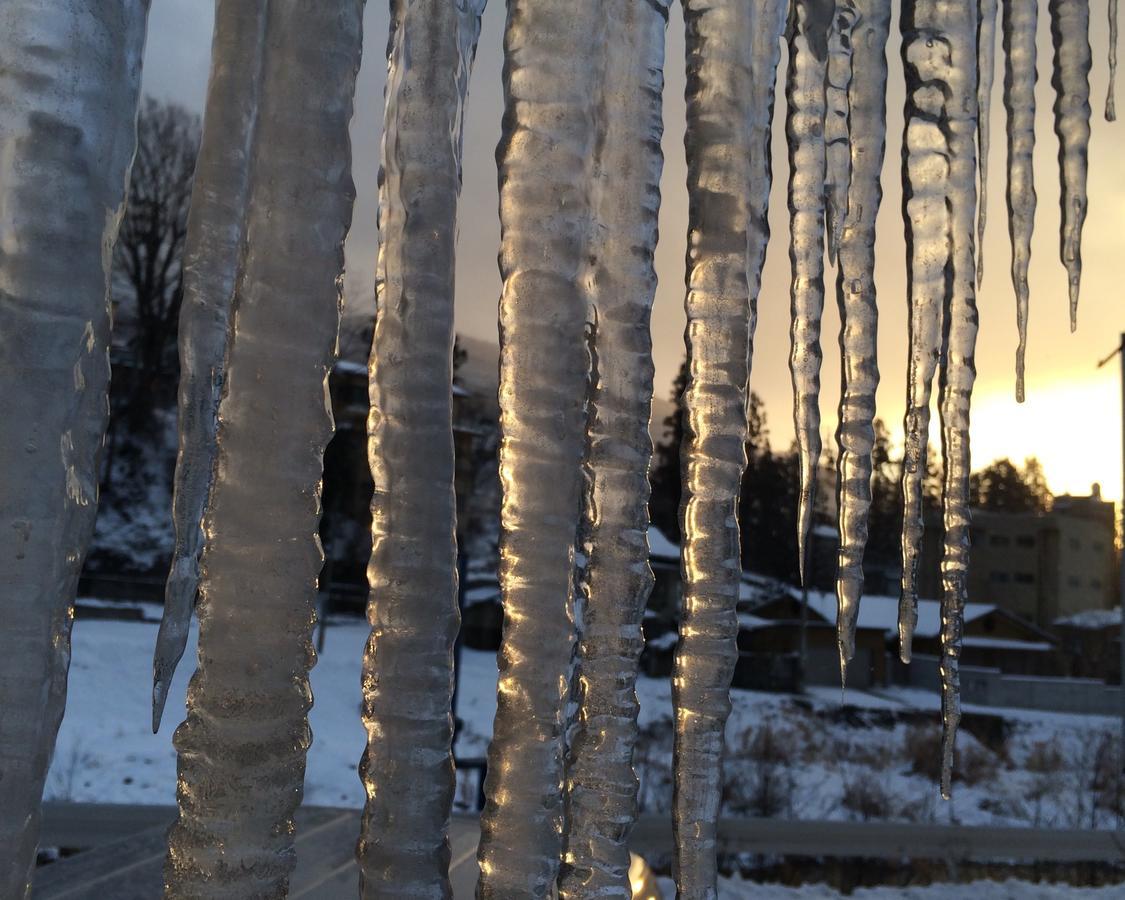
[50,607,1122,834]
[654,878,1125,899]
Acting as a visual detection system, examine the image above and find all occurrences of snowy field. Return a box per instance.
[49,606,1122,833]
[653,878,1125,898]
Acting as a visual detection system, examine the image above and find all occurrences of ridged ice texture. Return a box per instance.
[152,0,268,734]
[935,0,980,801]
[833,0,890,682]
[1049,0,1091,331]
[673,1,784,896]
[1108,0,1118,120]
[787,0,834,585]
[825,1,857,264]
[557,3,666,897]
[1003,0,1038,402]
[898,0,956,662]
[475,2,603,896]
[163,4,361,896]
[358,0,485,896]
[0,2,148,895]
[976,0,997,285]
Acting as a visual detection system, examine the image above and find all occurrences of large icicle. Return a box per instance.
[557,3,667,895]
[833,0,890,682]
[357,0,485,896]
[977,0,998,285]
[1003,0,1038,402]
[937,0,981,801]
[1049,0,1091,331]
[152,0,268,733]
[825,1,858,265]
[898,1,956,662]
[673,1,786,896]
[0,2,149,895]
[475,2,604,895]
[787,0,834,585]
[162,4,362,896]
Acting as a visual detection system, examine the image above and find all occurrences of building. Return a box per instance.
[918,486,1117,628]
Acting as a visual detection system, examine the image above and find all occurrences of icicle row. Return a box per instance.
[0,3,149,893]
[834,0,890,682]
[898,0,955,663]
[357,1,486,896]
[673,0,784,895]
[475,2,605,895]
[787,0,834,586]
[153,0,269,734]
[1049,0,1092,331]
[1004,0,1038,402]
[937,0,981,802]
[977,0,998,285]
[557,5,667,895]
[825,1,857,265]
[163,4,362,895]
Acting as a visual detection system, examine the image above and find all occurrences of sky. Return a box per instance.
[141,1,1125,504]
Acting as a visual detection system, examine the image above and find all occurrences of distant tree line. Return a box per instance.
[648,358,1055,587]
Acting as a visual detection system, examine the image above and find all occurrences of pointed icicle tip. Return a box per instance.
[1068,276,1080,332]
[152,673,169,734]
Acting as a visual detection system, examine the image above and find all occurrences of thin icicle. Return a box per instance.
[1049,0,1092,331]
[357,0,486,896]
[0,3,149,894]
[557,7,667,896]
[787,0,834,586]
[673,1,785,895]
[834,0,890,683]
[357,0,485,895]
[898,1,955,663]
[152,0,268,734]
[475,2,604,895]
[977,0,998,286]
[1003,0,1038,402]
[825,1,858,265]
[1108,0,1118,120]
[163,4,362,896]
[937,0,981,802]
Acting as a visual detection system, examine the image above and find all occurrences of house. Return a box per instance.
[1052,606,1122,683]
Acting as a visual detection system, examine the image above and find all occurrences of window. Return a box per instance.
[1016,535,1035,549]
[989,571,1009,583]
[1091,578,1103,589]
[1014,573,1035,585]
[989,534,1010,548]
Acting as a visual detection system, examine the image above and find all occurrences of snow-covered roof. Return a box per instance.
[961,637,1054,652]
[795,590,996,639]
[333,359,367,376]
[1053,607,1122,630]
[647,526,680,561]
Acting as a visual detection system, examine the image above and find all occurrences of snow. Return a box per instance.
[794,590,997,639]
[1054,608,1122,630]
[654,877,1125,898]
[960,637,1055,652]
[648,526,680,562]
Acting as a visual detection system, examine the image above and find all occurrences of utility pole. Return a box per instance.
[1096,333,1125,797]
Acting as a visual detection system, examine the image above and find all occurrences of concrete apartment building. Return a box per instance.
[919,486,1117,628]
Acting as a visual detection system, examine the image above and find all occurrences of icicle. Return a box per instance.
[1109,0,1118,120]
[833,0,890,683]
[0,2,149,894]
[787,0,834,585]
[357,0,485,896]
[825,1,858,265]
[977,0,998,286]
[475,2,605,895]
[937,0,981,802]
[152,0,268,734]
[556,1,667,897]
[1003,0,1038,402]
[898,1,957,663]
[163,4,362,896]
[1049,0,1092,331]
[673,1,786,896]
